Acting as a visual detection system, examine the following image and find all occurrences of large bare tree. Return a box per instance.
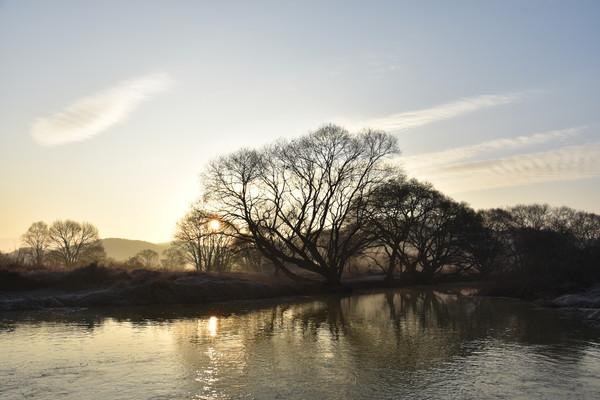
[21,221,50,265]
[366,178,480,282]
[203,124,398,284]
[363,176,413,282]
[47,220,105,268]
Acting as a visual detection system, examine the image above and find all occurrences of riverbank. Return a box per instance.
[470,278,600,326]
[0,264,390,311]
[3,264,600,327]
[545,285,600,327]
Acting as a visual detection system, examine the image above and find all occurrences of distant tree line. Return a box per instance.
[122,247,187,270]
[473,204,600,295]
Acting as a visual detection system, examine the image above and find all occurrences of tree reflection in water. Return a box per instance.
[165,288,600,399]
[2,288,599,399]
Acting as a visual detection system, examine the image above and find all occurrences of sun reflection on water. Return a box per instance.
[207,316,218,337]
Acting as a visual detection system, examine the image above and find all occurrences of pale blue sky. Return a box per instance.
[1,0,599,249]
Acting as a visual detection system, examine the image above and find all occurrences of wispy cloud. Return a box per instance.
[31,72,175,146]
[421,142,600,193]
[345,92,526,132]
[403,126,584,173]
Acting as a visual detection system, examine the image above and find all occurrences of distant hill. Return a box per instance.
[1,237,172,261]
[101,238,172,261]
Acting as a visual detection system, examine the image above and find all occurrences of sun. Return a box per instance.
[209,219,221,231]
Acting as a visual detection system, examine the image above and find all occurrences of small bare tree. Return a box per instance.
[131,249,160,269]
[173,205,237,272]
[160,247,188,270]
[21,221,50,265]
[47,220,105,268]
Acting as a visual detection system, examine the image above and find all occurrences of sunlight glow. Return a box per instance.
[209,219,221,231]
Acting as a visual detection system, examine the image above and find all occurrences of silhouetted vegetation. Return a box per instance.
[160,247,188,270]
[4,125,599,305]
[0,263,123,292]
[195,124,599,297]
[0,267,41,291]
[17,219,106,268]
[475,204,600,298]
[172,204,238,272]
[364,177,481,283]
[20,221,50,265]
[124,248,160,269]
[202,124,398,284]
[0,262,361,311]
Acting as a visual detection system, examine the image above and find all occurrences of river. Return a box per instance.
[1,287,599,399]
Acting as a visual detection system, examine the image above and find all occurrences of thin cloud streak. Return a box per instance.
[420,142,600,194]
[346,92,526,132]
[31,72,175,146]
[403,126,584,173]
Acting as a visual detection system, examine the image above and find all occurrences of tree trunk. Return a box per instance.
[385,250,398,283]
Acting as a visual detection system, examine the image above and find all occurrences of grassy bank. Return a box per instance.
[0,264,385,311]
[4,263,597,318]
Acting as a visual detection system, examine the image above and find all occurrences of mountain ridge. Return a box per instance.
[100,238,172,261]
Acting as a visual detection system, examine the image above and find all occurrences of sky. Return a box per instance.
[1,0,599,250]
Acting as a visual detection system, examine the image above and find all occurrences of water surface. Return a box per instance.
[1,288,599,399]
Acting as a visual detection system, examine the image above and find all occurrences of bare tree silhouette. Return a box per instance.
[46,220,105,268]
[21,221,50,265]
[366,178,480,283]
[173,204,237,272]
[203,124,398,284]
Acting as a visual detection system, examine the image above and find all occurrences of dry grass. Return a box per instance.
[0,263,128,292]
[0,263,339,311]
[0,263,478,311]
